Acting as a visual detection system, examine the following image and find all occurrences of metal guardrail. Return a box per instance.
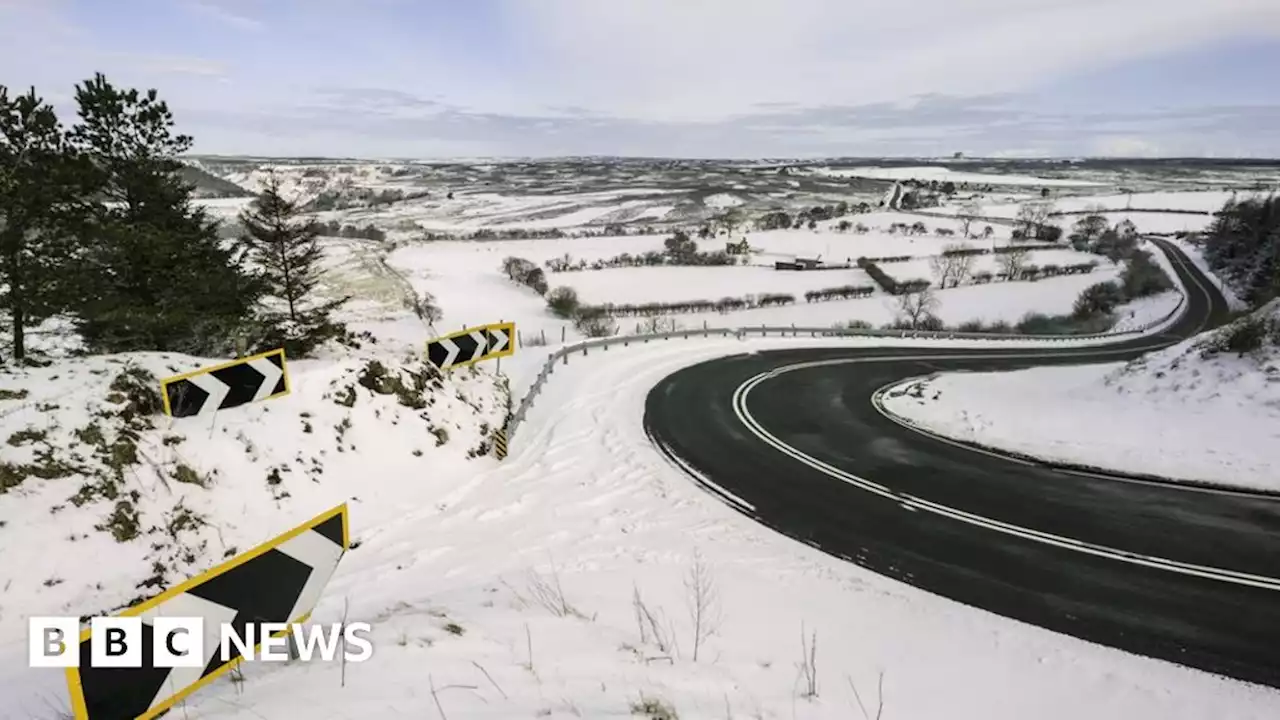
[505,290,1187,439]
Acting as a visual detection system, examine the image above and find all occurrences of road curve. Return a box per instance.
[644,239,1280,688]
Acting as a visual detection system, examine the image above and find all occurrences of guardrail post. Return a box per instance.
[562,352,568,365]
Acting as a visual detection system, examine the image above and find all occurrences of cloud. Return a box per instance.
[184,0,263,32]
[503,0,1280,120]
[6,0,1280,156]
[178,91,1280,158]
[105,53,229,78]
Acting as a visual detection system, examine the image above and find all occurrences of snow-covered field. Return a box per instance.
[878,301,1280,491]
[380,212,1113,343]
[813,165,1108,187]
[911,189,1274,235]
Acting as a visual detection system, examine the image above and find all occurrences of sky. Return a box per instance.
[2,0,1280,159]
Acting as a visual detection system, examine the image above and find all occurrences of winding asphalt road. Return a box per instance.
[644,239,1280,688]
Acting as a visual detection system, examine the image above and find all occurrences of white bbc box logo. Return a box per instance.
[29,616,207,669]
[28,617,80,668]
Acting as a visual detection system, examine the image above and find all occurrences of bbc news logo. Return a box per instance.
[29,617,374,668]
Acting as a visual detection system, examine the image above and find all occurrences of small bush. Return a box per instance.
[574,307,618,337]
[630,695,678,720]
[172,464,209,488]
[1200,313,1275,356]
[1120,250,1173,299]
[917,314,945,331]
[546,287,581,318]
[97,500,141,542]
[1074,281,1125,319]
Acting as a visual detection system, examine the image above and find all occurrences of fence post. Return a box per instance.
[540,329,546,344]
[561,326,566,343]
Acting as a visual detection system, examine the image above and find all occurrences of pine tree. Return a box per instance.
[0,86,94,361]
[237,172,349,357]
[68,74,261,354]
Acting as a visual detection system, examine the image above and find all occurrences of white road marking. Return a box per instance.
[731,367,1280,591]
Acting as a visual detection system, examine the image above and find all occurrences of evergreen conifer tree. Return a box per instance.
[68,74,261,354]
[237,172,349,357]
[0,86,93,360]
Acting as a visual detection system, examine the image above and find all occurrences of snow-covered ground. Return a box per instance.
[813,165,1108,187]
[4,326,1278,720]
[195,197,256,220]
[915,189,1271,235]
[5,174,1278,719]
[383,213,1113,343]
[878,300,1280,491]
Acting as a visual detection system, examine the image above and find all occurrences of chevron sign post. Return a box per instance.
[59,504,350,720]
[161,349,290,418]
[426,321,515,372]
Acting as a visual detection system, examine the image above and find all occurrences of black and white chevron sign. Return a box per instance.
[426,322,514,371]
[68,504,349,720]
[162,349,289,418]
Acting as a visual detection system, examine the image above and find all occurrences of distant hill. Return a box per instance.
[179,164,254,198]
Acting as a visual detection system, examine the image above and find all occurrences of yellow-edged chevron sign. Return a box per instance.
[426,322,515,372]
[493,427,508,460]
[65,504,350,720]
[161,348,290,418]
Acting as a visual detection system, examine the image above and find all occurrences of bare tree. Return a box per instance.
[997,247,1030,280]
[928,245,975,289]
[895,288,940,329]
[957,200,982,238]
[719,208,744,237]
[684,549,721,662]
[1015,200,1055,238]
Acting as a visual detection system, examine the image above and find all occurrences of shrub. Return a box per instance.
[1120,250,1173,299]
[1016,313,1068,335]
[917,314,945,331]
[573,307,617,337]
[1199,311,1277,356]
[546,287,580,318]
[1074,282,1125,319]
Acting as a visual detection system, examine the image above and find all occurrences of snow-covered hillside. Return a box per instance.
[878,300,1280,491]
[0,351,507,640]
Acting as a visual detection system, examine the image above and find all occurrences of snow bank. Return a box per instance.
[878,301,1280,491]
[0,351,507,651]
